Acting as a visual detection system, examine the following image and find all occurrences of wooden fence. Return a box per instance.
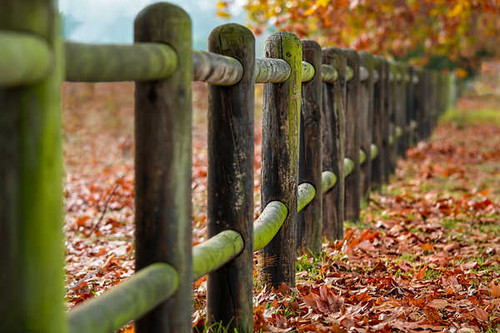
[0,1,454,332]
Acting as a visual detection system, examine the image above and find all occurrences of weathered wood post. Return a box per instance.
[380,58,391,183]
[342,49,361,222]
[134,4,192,332]
[297,40,323,255]
[359,52,374,200]
[207,24,255,333]
[0,1,65,332]
[321,47,346,240]
[400,64,410,154]
[406,66,415,147]
[414,68,424,142]
[430,71,438,136]
[387,61,398,175]
[371,56,384,189]
[421,69,431,140]
[259,32,302,288]
[395,63,407,158]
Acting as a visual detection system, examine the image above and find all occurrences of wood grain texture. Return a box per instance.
[358,52,374,200]
[321,47,346,240]
[259,32,302,288]
[297,39,323,255]
[0,1,65,332]
[65,42,178,82]
[342,49,361,223]
[255,58,290,83]
[134,4,193,332]
[193,49,243,85]
[207,23,255,333]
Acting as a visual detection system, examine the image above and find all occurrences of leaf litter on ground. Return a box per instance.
[62,84,499,332]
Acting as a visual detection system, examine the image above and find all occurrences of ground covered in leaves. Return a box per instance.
[62,84,499,332]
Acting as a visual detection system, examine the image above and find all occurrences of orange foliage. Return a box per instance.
[219,0,500,74]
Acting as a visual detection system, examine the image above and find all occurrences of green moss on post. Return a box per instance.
[0,1,65,332]
[259,32,302,288]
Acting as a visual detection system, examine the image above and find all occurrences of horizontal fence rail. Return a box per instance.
[63,42,376,86]
[0,1,456,332]
[0,31,53,87]
[65,42,178,82]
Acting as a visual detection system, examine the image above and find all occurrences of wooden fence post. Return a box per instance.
[321,47,346,240]
[406,66,416,147]
[371,56,384,189]
[430,71,438,135]
[134,4,192,332]
[0,1,65,332]
[207,24,255,333]
[298,40,323,255]
[421,70,431,140]
[395,63,407,158]
[359,52,374,200]
[413,68,424,143]
[259,32,302,288]
[342,49,361,222]
[380,59,391,183]
[387,61,398,175]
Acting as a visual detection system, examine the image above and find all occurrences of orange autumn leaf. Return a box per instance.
[421,242,434,252]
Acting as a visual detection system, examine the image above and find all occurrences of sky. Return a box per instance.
[59,0,267,53]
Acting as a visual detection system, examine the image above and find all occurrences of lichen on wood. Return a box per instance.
[321,171,337,194]
[193,230,244,280]
[65,42,178,82]
[0,31,52,87]
[68,264,179,333]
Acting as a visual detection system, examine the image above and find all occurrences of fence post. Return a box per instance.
[321,47,346,240]
[430,71,438,135]
[134,4,192,332]
[380,59,391,183]
[413,68,424,143]
[387,61,398,175]
[207,24,255,333]
[0,2,65,332]
[297,40,323,255]
[342,49,361,222]
[359,52,374,200]
[259,32,302,288]
[395,63,407,157]
[421,70,431,140]
[371,56,384,188]
[406,66,416,147]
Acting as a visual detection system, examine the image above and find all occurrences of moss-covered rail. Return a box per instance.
[1,1,454,332]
